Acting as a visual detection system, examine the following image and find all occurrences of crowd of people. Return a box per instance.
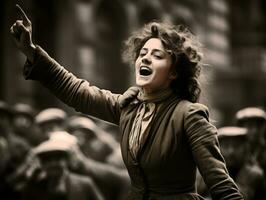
[1,100,266,200]
[197,107,266,200]
[0,100,131,200]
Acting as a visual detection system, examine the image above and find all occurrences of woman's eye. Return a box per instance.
[154,54,163,59]
[139,51,146,57]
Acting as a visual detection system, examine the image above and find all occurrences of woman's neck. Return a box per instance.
[141,86,171,95]
[139,87,173,102]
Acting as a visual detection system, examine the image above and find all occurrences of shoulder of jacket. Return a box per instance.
[174,100,209,118]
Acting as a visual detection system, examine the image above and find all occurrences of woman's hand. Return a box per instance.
[10,4,36,63]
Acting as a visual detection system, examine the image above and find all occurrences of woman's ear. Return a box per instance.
[169,70,177,80]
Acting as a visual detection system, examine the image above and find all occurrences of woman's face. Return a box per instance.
[135,38,176,93]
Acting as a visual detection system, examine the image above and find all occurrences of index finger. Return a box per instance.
[16,4,30,25]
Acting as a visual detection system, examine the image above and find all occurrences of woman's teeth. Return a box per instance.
[139,66,152,76]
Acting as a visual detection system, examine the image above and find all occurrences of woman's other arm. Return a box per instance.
[184,102,244,200]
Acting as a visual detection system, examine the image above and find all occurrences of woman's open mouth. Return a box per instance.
[139,66,152,76]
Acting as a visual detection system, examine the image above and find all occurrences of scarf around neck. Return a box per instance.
[129,88,174,159]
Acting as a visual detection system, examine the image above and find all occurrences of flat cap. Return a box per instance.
[35,108,67,124]
[34,131,76,155]
[218,126,248,138]
[34,140,70,156]
[66,116,97,132]
[49,131,78,146]
[236,107,266,121]
[13,103,35,118]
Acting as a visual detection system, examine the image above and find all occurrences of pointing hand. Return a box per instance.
[10,4,36,62]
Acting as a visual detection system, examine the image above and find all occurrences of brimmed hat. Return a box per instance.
[66,116,97,132]
[34,140,70,156]
[35,108,67,125]
[13,103,35,119]
[236,107,266,121]
[34,131,77,156]
[218,126,248,138]
[49,131,78,146]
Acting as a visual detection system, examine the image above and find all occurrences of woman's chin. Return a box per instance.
[136,82,149,89]
[136,77,151,86]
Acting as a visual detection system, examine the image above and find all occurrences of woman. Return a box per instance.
[10,4,243,200]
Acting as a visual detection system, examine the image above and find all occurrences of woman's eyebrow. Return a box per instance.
[141,48,166,53]
[140,48,148,52]
[153,49,165,53]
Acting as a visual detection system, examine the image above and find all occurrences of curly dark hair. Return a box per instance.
[122,22,203,103]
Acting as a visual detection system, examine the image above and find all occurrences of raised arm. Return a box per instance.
[10,5,124,124]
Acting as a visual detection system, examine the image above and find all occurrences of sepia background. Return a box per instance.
[1,0,266,127]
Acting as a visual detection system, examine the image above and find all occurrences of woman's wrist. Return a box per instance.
[25,44,36,63]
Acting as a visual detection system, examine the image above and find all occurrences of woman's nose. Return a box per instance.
[142,55,151,65]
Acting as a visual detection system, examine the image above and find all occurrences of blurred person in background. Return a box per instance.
[217,126,249,179]
[234,107,266,200]
[65,116,130,200]
[196,126,249,199]
[69,144,130,200]
[235,107,266,160]
[0,100,30,200]
[10,5,243,200]
[35,107,67,141]
[84,117,125,168]
[12,102,41,146]
[88,117,125,169]
[105,142,125,169]
[0,100,13,197]
[66,115,116,163]
[83,117,126,168]
[9,107,69,194]
[22,132,104,200]
[5,103,37,196]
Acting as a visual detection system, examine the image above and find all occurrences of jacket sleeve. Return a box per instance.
[23,45,121,125]
[184,102,244,200]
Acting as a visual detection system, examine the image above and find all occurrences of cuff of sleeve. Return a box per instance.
[23,45,52,80]
[118,86,140,108]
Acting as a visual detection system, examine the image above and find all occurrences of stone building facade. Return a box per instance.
[1,0,265,126]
